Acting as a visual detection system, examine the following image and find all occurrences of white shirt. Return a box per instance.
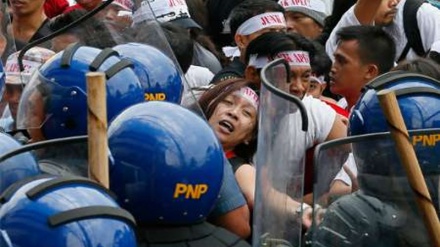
[332,153,358,186]
[181,65,214,106]
[0,106,14,132]
[336,97,348,110]
[326,0,440,62]
[273,95,337,179]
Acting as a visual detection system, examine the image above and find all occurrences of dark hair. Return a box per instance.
[229,0,284,37]
[315,0,356,45]
[392,58,440,80]
[428,50,440,65]
[244,32,323,71]
[199,78,258,161]
[336,25,396,74]
[49,9,117,49]
[309,40,331,77]
[244,31,299,64]
[186,0,209,31]
[185,0,227,67]
[160,22,194,73]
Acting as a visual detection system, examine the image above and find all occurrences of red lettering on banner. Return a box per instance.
[261,15,283,26]
[280,0,289,7]
[292,53,309,63]
[291,0,310,7]
[168,0,185,7]
[6,63,34,74]
[277,53,294,63]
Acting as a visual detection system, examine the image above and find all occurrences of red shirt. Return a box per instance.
[44,0,69,18]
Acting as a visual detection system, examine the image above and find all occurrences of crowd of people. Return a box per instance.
[0,0,440,246]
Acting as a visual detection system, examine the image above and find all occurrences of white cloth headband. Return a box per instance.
[310,75,325,84]
[278,0,326,13]
[233,86,259,110]
[236,12,286,35]
[248,51,311,68]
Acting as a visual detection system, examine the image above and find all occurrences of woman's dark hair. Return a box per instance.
[199,78,258,162]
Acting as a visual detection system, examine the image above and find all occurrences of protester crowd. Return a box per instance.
[0,0,440,246]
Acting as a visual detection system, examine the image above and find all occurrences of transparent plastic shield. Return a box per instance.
[13,1,203,140]
[253,59,309,247]
[0,1,17,129]
[15,71,87,141]
[307,129,440,247]
[0,136,89,177]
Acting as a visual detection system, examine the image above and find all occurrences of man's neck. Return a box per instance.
[12,12,47,41]
[344,91,362,111]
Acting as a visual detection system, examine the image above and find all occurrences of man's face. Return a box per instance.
[288,65,312,99]
[374,0,400,26]
[9,0,45,16]
[330,40,369,99]
[104,4,133,30]
[285,12,322,39]
[4,83,23,120]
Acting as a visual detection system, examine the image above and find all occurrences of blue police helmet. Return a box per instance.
[16,43,144,140]
[113,43,183,104]
[0,132,40,195]
[0,176,137,247]
[108,101,224,225]
[349,72,440,176]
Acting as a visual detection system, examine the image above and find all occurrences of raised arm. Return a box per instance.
[354,0,383,25]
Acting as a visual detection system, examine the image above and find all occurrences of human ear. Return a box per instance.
[235,33,247,50]
[245,66,260,83]
[365,64,380,81]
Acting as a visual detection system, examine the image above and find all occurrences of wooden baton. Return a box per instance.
[377,89,440,247]
[86,72,109,189]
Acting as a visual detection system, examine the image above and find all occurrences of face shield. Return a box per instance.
[307,129,440,247]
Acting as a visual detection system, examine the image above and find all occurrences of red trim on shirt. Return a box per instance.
[225,150,236,159]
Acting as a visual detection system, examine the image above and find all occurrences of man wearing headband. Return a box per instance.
[0,47,55,134]
[244,32,347,205]
[278,0,328,40]
[211,0,286,84]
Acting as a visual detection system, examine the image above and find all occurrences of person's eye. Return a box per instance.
[243,109,252,118]
[222,99,233,105]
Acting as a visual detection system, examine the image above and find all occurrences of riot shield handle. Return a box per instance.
[260,58,308,131]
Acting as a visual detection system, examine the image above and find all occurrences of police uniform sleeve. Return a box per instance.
[209,158,247,217]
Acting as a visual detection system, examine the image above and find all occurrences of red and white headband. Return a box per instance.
[233,86,259,110]
[248,50,311,68]
[236,12,286,35]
